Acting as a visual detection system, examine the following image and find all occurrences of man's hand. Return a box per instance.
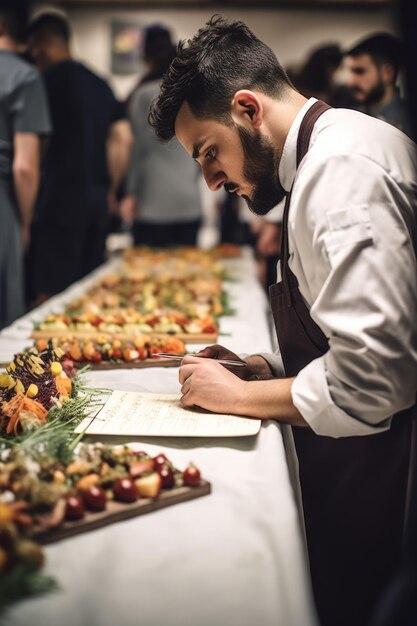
[119,194,137,223]
[21,223,31,253]
[256,222,281,256]
[107,190,119,216]
[196,344,274,380]
[195,344,248,378]
[179,353,307,426]
[179,356,247,412]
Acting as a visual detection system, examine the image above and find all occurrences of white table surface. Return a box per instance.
[1,248,318,626]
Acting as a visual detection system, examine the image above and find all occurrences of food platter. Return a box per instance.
[75,357,181,369]
[31,330,218,344]
[33,480,211,545]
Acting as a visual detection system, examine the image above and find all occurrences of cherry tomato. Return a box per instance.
[153,454,168,470]
[159,465,174,489]
[81,485,107,512]
[113,478,139,503]
[202,324,217,334]
[137,347,147,360]
[65,495,85,521]
[183,465,201,487]
[91,350,102,363]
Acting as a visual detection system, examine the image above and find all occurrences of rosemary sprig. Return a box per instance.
[0,365,110,463]
[220,291,236,316]
[0,565,58,619]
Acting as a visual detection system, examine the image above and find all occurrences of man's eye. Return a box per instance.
[205,148,215,160]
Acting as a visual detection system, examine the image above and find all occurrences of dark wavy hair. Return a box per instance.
[27,12,71,44]
[148,15,293,141]
[346,33,406,82]
[0,1,29,43]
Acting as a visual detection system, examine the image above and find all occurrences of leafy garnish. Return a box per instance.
[0,565,58,618]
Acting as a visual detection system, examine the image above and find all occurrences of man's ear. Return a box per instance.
[381,62,395,85]
[231,90,263,130]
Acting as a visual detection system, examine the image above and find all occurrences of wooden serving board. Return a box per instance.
[31,330,218,344]
[33,480,211,545]
[76,358,181,370]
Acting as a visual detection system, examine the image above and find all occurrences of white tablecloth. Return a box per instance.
[1,248,318,626]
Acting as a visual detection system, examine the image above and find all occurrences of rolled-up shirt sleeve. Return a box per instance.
[289,152,417,437]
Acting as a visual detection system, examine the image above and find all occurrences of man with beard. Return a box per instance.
[345,32,413,138]
[149,16,417,626]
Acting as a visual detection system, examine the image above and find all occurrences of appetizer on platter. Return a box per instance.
[0,443,206,539]
[33,311,218,342]
[0,345,76,436]
[32,335,186,368]
[0,440,207,613]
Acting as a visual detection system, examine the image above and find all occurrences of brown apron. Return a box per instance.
[269,100,413,626]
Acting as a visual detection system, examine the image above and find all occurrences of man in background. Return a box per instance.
[0,2,50,328]
[120,24,202,248]
[345,32,413,138]
[27,12,131,305]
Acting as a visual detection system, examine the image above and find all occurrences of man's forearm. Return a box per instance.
[238,376,308,427]
[107,120,132,192]
[13,164,39,228]
[13,133,41,229]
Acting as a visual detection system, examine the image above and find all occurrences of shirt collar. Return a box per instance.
[278,97,318,192]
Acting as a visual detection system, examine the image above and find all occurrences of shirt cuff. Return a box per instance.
[252,353,285,378]
[291,357,391,438]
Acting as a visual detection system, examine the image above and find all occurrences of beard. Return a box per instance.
[234,126,287,216]
[350,79,386,107]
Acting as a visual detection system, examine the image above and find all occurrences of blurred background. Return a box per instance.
[30,0,404,101]
[1,0,415,328]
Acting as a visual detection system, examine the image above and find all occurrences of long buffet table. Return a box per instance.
[1,248,318,626]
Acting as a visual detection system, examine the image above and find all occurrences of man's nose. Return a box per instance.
[346,74,357,88]
[204,169,226,192]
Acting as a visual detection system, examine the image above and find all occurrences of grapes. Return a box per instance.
[113,478,139,503]
[81,485,107,512]
[158,465,174,489]
[153,454,168,470]
[183,465,201,487]
[65,495,85,521]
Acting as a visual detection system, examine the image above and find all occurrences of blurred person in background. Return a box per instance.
[26,12,131,305]
[119,24,202,247]
[368,5,417,626]
[289,42,355,108]
[345,32,413,138]
[0,1,50,328]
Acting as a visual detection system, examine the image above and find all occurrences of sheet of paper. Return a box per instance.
[75,390,261,438]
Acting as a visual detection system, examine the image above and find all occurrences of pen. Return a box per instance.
[152,353,247,367]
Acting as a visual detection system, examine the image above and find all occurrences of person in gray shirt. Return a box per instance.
[0,3,50,328]
[345,32,414,139]
[120,25,202,247]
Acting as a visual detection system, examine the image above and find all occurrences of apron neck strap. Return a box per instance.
[280,100,332,300]
[296,100,332,168]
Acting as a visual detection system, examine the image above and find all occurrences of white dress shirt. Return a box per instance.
[263,98,417,437]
